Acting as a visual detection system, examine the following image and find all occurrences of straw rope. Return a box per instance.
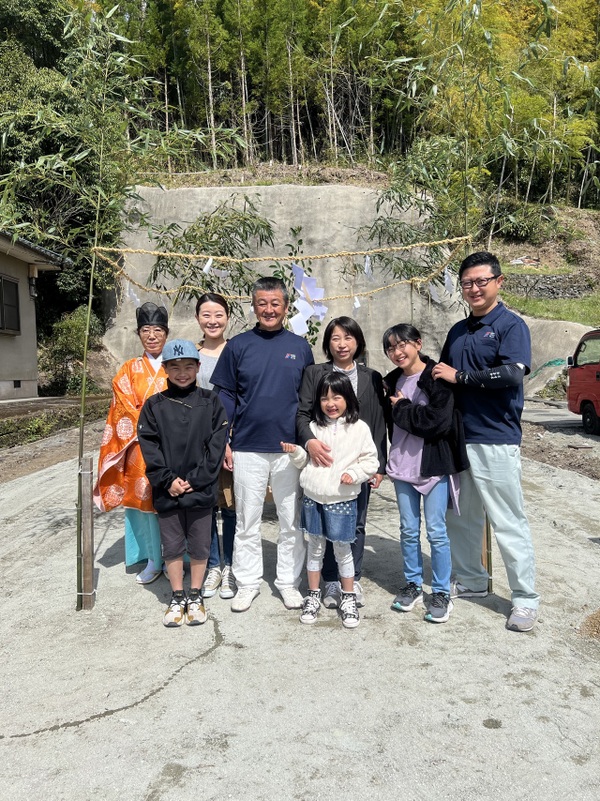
[93,234,470,265]
[94,235,470,303]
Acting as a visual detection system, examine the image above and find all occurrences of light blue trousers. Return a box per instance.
[446,443,539,609]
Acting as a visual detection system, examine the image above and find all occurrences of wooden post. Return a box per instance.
[80,456,95,610]
[482,514,493,594]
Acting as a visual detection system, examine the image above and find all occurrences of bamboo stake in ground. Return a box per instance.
[80,456,95,611]
[482,515,494,594]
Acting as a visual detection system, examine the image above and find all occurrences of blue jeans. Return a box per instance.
[207,506,236,570]
[393,477,451,595]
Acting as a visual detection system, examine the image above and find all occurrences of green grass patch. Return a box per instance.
[503,290,600,327]
[0,397,110,449]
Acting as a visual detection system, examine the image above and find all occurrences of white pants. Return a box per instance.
[447,443,539,609]
[232,451,306,591]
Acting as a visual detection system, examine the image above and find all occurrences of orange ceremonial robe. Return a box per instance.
[94,356,167,512]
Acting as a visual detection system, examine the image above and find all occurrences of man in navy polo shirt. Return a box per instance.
[211,277,314,612]
[432,252,539,632]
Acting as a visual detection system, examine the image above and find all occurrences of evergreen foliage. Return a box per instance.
[0,0,599,336]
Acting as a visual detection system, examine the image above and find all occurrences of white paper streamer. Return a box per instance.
[289,312,309,335]
[444,268,454,294]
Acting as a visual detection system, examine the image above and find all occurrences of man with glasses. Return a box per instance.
[432,251,539,632]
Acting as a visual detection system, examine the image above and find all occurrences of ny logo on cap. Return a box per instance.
[174,344,184,356]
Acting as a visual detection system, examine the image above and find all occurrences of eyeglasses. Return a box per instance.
[459,276,500,290]
[139,326,166,336]
[386,340,416,355]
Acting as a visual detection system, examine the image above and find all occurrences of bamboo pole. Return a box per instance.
[482,514,493,594]
[80,456,95,610]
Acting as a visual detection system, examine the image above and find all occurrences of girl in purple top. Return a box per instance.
[383,324,468,624]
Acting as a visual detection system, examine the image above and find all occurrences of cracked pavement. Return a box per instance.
[1,449,600,801]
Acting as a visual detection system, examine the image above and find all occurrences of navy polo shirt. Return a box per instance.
[440,302,531,445]
[211,325,314,452]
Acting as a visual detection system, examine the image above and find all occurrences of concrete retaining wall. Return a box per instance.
[104,185,588,388]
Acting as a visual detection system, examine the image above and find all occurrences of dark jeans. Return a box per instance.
[207,506,236,569]
[322,482,370,582]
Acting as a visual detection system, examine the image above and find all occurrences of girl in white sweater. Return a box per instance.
[281,372,378,628]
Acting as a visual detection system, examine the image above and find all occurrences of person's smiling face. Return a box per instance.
[164,358,199,388]
[328,325,358,368]
[196,301,229,341]
[138,326,167,357]
[385,337,422,373]
[460,265,503,317]
[253,289,288,331]
[320,388,348,420]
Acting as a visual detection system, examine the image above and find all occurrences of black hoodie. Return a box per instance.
[138,380,228,513]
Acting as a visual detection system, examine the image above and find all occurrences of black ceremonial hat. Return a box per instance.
[136,302,169,331]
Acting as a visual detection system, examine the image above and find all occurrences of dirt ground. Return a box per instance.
[2,415,599,484]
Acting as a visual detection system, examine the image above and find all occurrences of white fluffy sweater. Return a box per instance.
[288,418,379,504]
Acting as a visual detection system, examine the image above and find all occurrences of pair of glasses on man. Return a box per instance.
[459,276,500,290]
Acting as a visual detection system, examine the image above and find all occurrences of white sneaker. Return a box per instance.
[322,581,341,609]
[231,586,260,612]
[219,566,237,599]
[280,587,304,610]
[353,580,365,607]
[202,567,222,598]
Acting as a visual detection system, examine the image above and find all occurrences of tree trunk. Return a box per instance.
[206,29,218,170]
[287,39,298,166]
[164,71,172,176]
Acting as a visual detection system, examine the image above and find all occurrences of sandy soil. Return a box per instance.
[3,416,600,484]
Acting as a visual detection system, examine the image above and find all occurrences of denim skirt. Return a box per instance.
[301,495,357,543]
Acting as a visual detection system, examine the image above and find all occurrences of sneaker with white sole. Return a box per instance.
[280,587,304,609]
[219,566,236,599]
[231,586,260,612]
[202,567,222,598]
[424,592,453,623]
[391,583,423,612]
[186,591,207,625]
[506,606,537,632]
[339,592,360,629]
[353,580,365,607]
[450,580,488,599]
[163,592,187,627]
[300,590,321,624]
[322,581,341,609]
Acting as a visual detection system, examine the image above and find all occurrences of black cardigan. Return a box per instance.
[296,361,388,473]
[384,357,469,478]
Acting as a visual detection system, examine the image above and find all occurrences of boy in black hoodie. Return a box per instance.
[138,339,228,627]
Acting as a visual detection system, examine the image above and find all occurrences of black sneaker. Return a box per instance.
[339,592,360,629]
[424,592,453,623]
[300,590,321,624]
[391,583,423,612]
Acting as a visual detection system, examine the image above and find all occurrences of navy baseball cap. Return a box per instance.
[162,339,200,363]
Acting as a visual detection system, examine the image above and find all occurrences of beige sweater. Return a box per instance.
[288,419,379,504]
